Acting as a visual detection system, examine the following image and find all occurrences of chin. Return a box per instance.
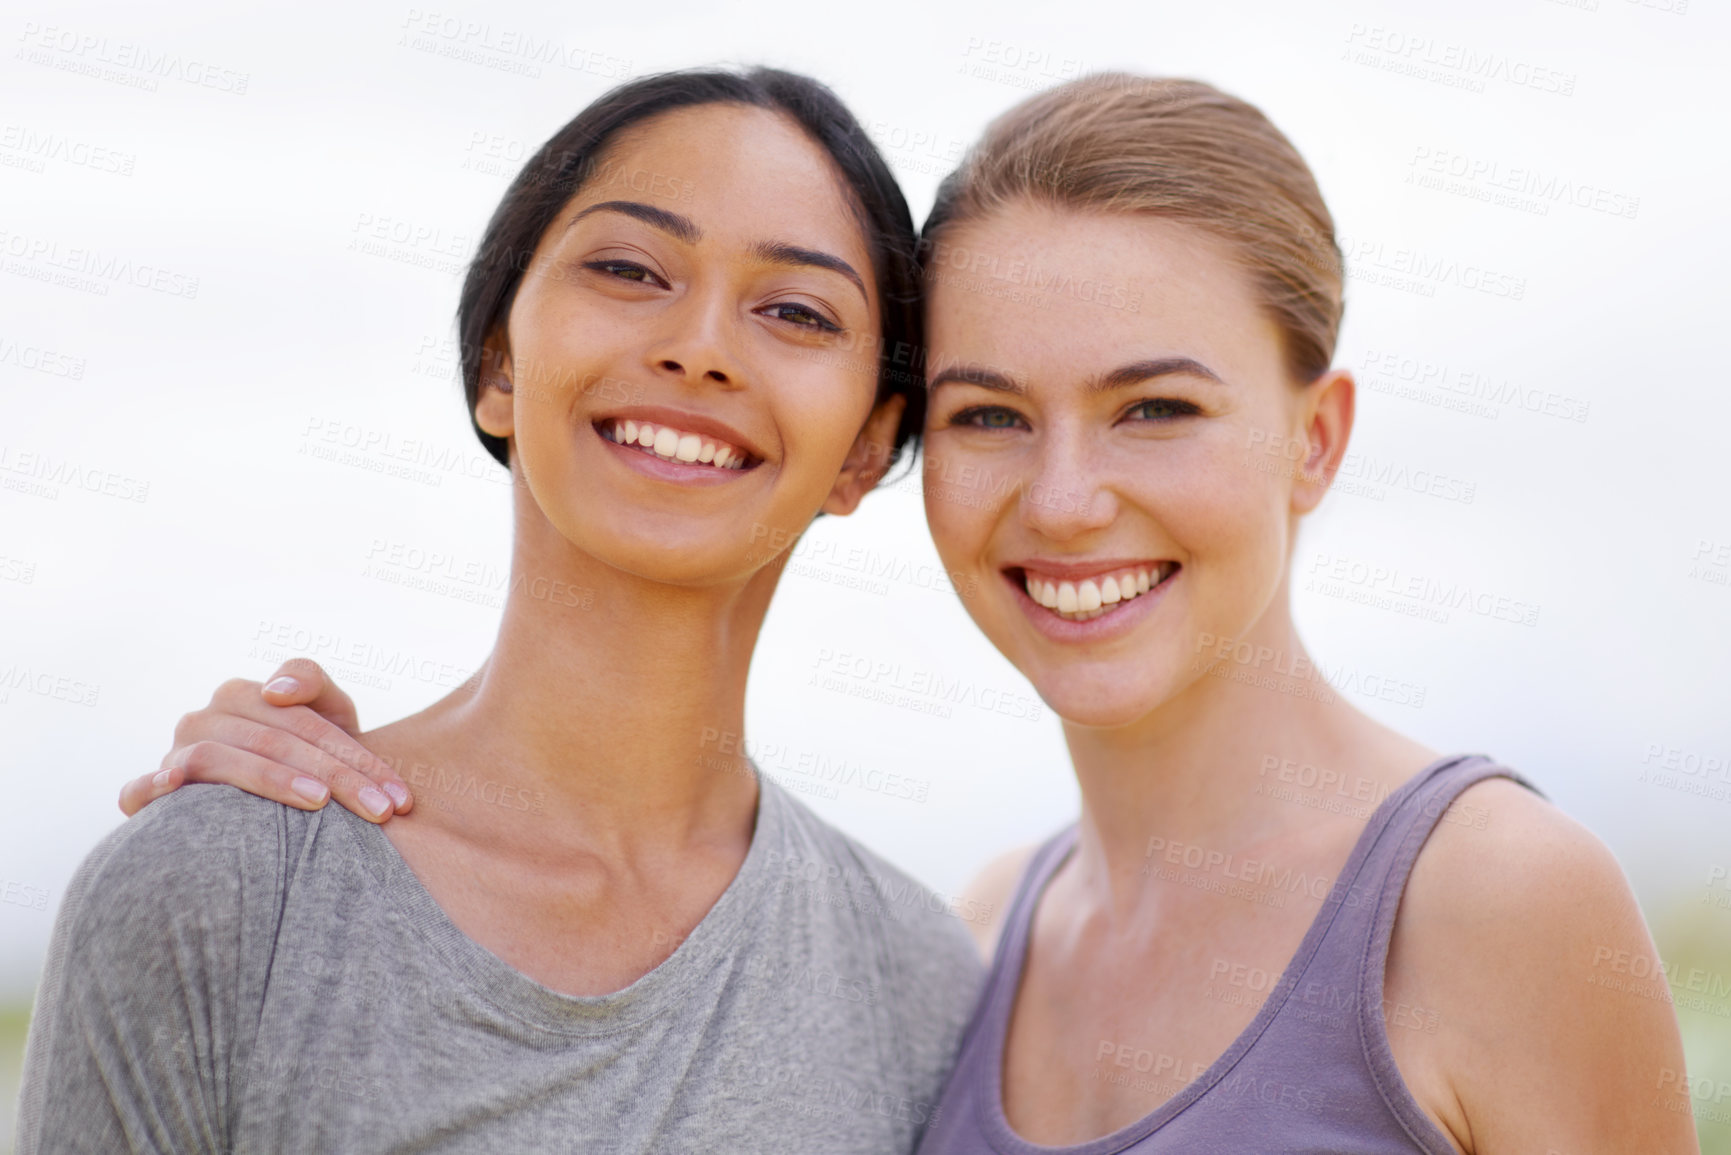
[1023,662,1184,730]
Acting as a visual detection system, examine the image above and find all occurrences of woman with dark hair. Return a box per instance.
[95,72,1692,1155]
[18,68,980,1155]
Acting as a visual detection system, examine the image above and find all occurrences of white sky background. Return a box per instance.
[1,0,1727,1004]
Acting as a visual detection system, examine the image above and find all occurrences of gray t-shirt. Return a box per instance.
[17,779,983,1154]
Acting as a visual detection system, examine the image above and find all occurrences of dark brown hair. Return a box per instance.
[458,67,925,468]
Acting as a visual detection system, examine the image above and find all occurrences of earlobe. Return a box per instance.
[474,340,516,440]
[822,395,907,517]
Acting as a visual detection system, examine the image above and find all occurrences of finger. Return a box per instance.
[256,660,409,812]
[161,741,338,813]
[181,719,400,822]
[264,705,412,814]
[259,659,361,735]
[204,677,410,815]
[118,765,183,818]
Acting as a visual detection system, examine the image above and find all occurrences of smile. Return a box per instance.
[1016,562,1179,623]
[600,418,752,470]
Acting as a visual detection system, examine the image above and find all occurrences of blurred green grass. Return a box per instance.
[1,1003,28,1155]
[1656,898,1731,1155]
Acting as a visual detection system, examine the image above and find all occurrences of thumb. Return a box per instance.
[260,659,360,734]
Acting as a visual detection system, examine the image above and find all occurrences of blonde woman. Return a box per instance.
[110,75,1694,1154]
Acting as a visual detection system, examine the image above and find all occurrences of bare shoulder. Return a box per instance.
[961,844,1039,961]
[1387,777,1697,1154]
[1406,777,1621,921]
[1399,778,1640,964]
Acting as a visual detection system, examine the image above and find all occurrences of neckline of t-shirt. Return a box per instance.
[336,770,788,1037]
[974,753,1481,1155]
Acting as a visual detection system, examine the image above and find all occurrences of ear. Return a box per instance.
[821,394,907,517]
[1291,368,1355,515]
[474,330,515,442]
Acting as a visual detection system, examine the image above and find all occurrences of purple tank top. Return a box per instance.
[917,754,1535,1155]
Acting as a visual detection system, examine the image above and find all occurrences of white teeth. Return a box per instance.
[606,420,748,470]
[1022,564,1169,621]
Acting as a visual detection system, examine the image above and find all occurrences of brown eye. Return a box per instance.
[763,302,840,332]
[584,260,662,286]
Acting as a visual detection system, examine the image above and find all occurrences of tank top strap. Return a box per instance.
[915,755,1543,1155]
[975,827,1079,1013]
[991,826,1080,969]
[1328,752,1539,970]
[1295,754,1537,1000]
[1327,753,1541,1139]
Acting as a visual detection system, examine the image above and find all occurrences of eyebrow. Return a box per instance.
[928,357,1225,395]
[750,240,868,303]
[1092,357,1225,392]
[567,201,868,303]
[570,200,701,244]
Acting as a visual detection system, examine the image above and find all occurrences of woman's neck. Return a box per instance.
[1058,595,1435,919]
[370,515,782,856]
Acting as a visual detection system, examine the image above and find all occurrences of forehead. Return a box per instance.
[575,104,872,264]
[925,202,1281,385]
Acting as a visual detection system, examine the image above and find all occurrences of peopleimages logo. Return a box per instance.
[808,648,1045,723]
[0,334,86,379]
[0,123,136,176]
[0,228,200,299]
[396,9,631,81]
[1336,234,1526,301]
[1341,24,1577,97]
[15,21,251,94]
[1406,147,1639,220]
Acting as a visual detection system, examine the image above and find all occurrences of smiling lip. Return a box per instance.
[1006,560,1180,627]
[593,407,763,474]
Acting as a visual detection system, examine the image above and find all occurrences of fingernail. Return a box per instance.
[383,782,410,810]
[264,676,300,695]
[358,786,391,818]
[153,769,173,789]
[290,777,329,804]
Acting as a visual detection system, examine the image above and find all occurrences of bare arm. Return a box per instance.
[117,658,413,823]
[1387,779,1699,1155]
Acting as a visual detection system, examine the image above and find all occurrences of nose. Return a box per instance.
[1019,426,1118,541]
[644,287,745,390]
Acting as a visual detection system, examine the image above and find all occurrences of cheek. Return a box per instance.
[1162,439,1293,612]
[506,298,603,431]
[762,359,880,504]
[784,391,861,464]
[920,439,1005,571]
